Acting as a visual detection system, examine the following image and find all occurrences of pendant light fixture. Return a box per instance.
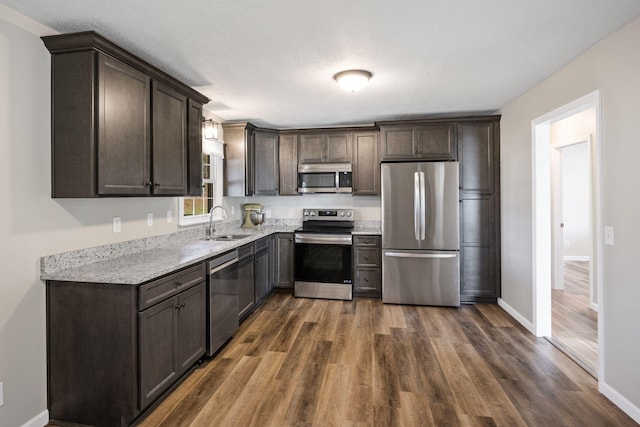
[203,119,218,140]
[334,69,372,92]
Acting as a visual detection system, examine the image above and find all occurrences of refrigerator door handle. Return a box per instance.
[414,172,420,241]
[419,171,426,240]
[384,251,458,259]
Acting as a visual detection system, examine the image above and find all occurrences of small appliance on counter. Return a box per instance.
[242,203,265,228]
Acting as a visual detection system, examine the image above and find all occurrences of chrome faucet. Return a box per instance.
[207,205,228,238]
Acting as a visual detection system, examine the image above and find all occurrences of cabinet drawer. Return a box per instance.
[354,235,380,247]
[354,247,381,267]
[238,243,254,260]
[254,237,268,252]
[139,263,205,311]
[354,268,381,292]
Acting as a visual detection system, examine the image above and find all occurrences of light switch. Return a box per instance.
[112,217,121,233]
[604,226,614,246]
[167,210,173,223]
[147,213,154,227]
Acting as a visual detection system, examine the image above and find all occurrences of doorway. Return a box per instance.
[550,125,597,376]
[531,91,603,381]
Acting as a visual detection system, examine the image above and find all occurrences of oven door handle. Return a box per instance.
[295,233,353,245]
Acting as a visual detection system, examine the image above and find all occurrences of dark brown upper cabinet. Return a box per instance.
[278,134,298,195]
[352,131,380,195]
[42,31,208,198]
[380,123,457,161]
[253,130,279,195]
[298,131,352,163]
[222,123,279,196]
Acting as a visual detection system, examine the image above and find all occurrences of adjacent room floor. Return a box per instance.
[551,260,598,376]
[139,293,633,426]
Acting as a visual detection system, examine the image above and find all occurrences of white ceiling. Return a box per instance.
[3,0,640,128]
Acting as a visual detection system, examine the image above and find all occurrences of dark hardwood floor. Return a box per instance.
[552,260,598,375]
[137,293,635,426]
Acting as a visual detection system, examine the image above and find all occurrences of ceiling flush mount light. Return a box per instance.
[334,69,372,92]
[203,119,218,140]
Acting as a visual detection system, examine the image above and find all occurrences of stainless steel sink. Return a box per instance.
[202,234,250,242]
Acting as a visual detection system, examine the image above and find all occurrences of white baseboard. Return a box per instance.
[590,302,598,311]
[21,409,48,427]
[600,382,640,424]
[563,255,591,261]
[498,298,535,335]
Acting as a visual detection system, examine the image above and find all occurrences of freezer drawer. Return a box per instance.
[382,250,460,307]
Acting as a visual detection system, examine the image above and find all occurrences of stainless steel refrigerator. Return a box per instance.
[381,161,460,306]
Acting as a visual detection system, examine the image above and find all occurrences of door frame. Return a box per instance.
[531,90,603,381]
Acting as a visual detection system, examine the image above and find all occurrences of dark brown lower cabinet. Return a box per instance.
[254,239,270,303]
[460,195,500,302]
[139,283,205,409]
[47,263,206,427]
[271,233,294,291]
[238,244,255,320]
[353,235,382,298]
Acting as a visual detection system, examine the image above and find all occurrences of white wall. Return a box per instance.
[500,14,640,419]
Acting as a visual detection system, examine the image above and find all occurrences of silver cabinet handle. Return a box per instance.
[209,258,238,274]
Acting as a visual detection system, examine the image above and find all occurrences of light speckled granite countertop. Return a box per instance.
[41,219,381,285]
[41,226,297,285]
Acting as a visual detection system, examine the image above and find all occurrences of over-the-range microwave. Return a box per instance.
[297,163,352,193]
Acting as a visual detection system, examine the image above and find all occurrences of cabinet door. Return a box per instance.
[273,233,294,289]
[97,54,151,195]
[380,126,414,160]
[187,100,203,196]
[238,256,255,319]
[139,296,178,409]
[254,131,279,195]
[460,196,497,300]
[299,134,325,163]
[325,132,352,162]
[254,247,270,303]
[459,122,494,194]
[352,132,379,195]
[152,82,188,195]
[222,122,256,196]
[177,282,206,375]
[414,124,457,159]
[279,134,298,195]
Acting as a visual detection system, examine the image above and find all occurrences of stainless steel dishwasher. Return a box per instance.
[206,250,239,356]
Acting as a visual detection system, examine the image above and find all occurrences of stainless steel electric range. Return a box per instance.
[294,208,354,300]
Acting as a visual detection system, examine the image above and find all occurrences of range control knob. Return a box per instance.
[347,212,352,217]
[304,211,309,216]
[310,211,316,216]
[340,212,345,217]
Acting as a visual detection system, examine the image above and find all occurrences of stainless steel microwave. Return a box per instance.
[298,163,352,193]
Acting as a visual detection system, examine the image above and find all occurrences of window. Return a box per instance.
[179,145,224,226]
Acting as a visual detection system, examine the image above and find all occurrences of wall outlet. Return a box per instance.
[266,209,272,218]
[604,226,614,246]
[147,213,153,227]
[564,239,570,247]
[0,381,4,407]
[112,217,121,233]
[231,206,235,215]
[166,210,173,223]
